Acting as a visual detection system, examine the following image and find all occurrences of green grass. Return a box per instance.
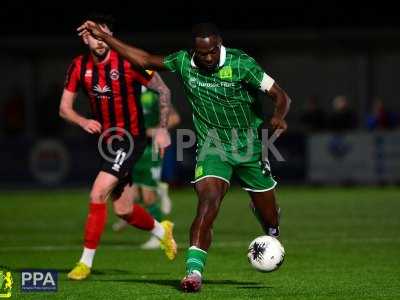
[1,186,399,299]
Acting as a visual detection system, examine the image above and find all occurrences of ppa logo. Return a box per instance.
[21,270,57,292]
[0,270,13,298]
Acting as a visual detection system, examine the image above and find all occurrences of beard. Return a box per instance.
[92,47,110,61]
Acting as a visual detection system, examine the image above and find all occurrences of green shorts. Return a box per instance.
[132,144,162,189]
[192,142,277,192]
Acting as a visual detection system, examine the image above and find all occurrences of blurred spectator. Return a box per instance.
[366,98,398,130]
[328,95,357,132]
[299,96,326,131]
[1,88,26,137]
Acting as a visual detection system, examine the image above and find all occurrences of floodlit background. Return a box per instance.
[0,1,399,299]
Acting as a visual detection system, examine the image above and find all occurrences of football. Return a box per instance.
[247,235,285,272]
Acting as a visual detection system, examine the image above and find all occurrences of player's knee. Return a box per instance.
[89,190,107,203]
[113,202,132,219]
[142,193,157,206]
[200,187,222,203]
[197,188,222,215]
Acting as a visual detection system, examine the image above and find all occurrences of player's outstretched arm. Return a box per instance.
[59,89,102,134]
[267,83,291,133]
[77,21,166,71]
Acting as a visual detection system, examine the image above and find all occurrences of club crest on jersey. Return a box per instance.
[195,165,203,178]
[110,69,120,80]
[218,66,232,80]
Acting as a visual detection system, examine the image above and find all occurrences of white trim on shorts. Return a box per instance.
[242,181,277,192]
[191,175,230,185]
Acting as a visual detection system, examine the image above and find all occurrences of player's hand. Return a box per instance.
[77,21,106,40]
[270,116,287,136]
[153,128,171,158]
[80,119,102,134]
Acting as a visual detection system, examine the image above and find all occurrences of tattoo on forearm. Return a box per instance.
[147,72,171,128]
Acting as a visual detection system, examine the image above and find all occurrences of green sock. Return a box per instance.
[186,246,207,276]
[146,201,163,222]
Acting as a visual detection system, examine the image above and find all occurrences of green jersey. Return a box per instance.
[140,88,160,128]
[163,46,274,150]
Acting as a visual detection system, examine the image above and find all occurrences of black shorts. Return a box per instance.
[99,136,147,187]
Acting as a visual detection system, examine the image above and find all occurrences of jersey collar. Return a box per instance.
[191,45,227,69]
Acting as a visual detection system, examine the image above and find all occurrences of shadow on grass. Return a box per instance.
[237,286,272,289]
[91,278,266,291]
[1,265,270,290]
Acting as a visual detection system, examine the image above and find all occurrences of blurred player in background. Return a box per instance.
[78,20,291,292]
[59,13,177,281]
[112,87,181,250]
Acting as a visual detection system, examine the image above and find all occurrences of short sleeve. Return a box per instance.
[163,50,186,73]
[64,59,81,93]
[240,53,275,92]
[132,68,155,86]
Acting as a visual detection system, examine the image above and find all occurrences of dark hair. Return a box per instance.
[87,12,115,31]
[192,22,220,39]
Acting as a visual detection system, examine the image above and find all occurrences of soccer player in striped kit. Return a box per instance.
[60,13,177,280]
[78,20,291,291]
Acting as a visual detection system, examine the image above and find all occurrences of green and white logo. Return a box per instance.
[188,76,235,89]
[195,165,203,178]
[189,77,197,89]
[218,66,233,80]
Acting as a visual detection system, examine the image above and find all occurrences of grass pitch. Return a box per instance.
[1,186,399,299]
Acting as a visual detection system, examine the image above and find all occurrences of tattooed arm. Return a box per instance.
[146,72,171,157]
[147,72,171,128]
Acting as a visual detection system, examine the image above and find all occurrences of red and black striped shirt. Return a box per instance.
[64,50,153,137]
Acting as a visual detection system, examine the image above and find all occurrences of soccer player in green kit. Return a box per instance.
[78,21,291,292]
